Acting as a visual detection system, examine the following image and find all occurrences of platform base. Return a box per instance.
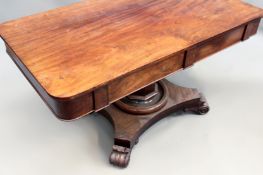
[99,79,209,168]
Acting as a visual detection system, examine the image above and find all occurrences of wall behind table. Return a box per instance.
[0,0,78,23]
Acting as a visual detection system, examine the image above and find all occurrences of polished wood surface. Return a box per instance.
[1,0,263,120]
[185,24,246,67]
[100,79,209,167]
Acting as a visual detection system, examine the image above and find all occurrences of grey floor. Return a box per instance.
[0,1,263,175]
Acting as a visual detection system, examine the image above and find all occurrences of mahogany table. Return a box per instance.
[0,0,262,168]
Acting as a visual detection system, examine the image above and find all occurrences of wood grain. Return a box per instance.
[108,51,184,102]
[5,45,94,120]
[0,0,262,120]
[185,25,246,67]
[242,18,261,40]
[0,0,262,98]
[100,79,209,167]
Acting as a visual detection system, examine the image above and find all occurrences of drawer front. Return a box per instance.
[185,25,246,67]
[108,52,185,103]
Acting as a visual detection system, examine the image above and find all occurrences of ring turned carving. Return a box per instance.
[99,79,209,168]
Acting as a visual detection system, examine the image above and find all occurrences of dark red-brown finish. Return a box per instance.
[1,0,263,168]
[100,80,209,167]
[0,0,262,120]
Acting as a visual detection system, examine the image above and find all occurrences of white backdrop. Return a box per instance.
[0,1,263,175]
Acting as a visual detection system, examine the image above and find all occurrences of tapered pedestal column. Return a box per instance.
[99,79,209,168]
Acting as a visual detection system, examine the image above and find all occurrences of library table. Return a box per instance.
[0,0,263,168]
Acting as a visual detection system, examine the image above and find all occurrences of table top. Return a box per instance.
[0,0,262,99]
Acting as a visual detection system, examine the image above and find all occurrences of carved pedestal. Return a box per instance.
[99,79,209,168]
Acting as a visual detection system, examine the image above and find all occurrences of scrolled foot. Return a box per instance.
[109,145,131,168]
[192,104,210,115]
[184,93,210,115]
